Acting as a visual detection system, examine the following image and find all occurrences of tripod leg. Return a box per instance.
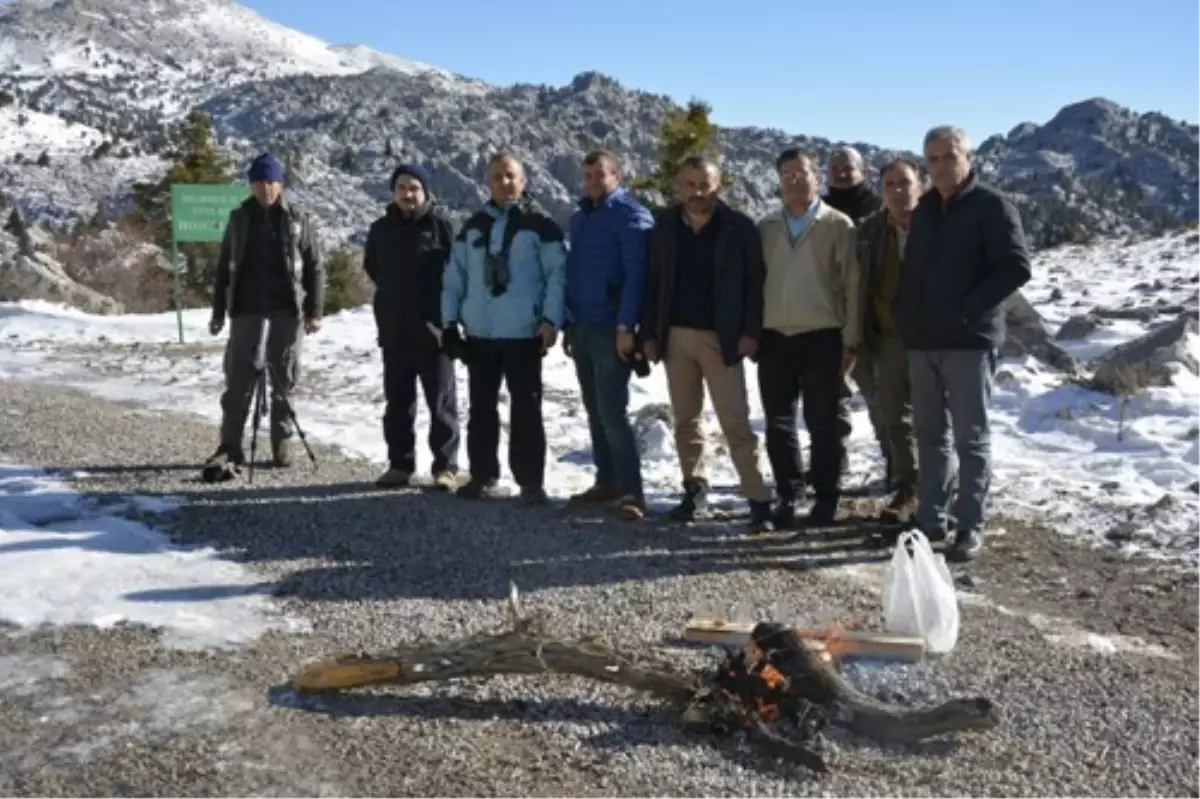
[248,369,266,483]
[268,362,319,472]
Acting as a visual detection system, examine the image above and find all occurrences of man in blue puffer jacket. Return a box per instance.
[441,152,567,504]
[563,150,655,521]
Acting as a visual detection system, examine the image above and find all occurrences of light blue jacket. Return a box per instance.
[441,200,568,340]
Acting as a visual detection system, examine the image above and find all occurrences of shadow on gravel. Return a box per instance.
[265,683,832,783]
[94,478,894,606]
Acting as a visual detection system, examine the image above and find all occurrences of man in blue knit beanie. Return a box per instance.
[203,151,326,477]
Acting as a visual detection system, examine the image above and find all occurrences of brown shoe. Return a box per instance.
[568,484,621,505]
[614,495,646,521]
[880,487,917,524]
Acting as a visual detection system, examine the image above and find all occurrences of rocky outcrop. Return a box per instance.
[0,0,1196,249]
[1087,313,1198,394]
[1001,291,1078,373]
[1056,313,1103,341]
[0,240,124,315]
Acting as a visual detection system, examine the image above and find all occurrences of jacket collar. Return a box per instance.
[578,187,626,212]
[761,198,835,226]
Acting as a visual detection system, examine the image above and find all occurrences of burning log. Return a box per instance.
[288,585,998,772]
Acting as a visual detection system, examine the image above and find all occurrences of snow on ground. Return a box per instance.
[0,458,301,649]
[0,232,1196,565]
[0,105,106,158]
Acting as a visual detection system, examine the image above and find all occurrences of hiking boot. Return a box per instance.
[271,439,293,468]
[947,528,984,563]
[568,484,621,505]
[668,479,709,522]
[376,468,412,488]
[457,478,503,500]
[431,470,458,492]
[520,486,549,506]
[614,495,646,521]
[201,444,244,483]
[747,500,775,534]
[880,486,918,524]
[771,500,797,530]
[805,497,839,526]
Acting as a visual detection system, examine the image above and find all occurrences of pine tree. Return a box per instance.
[629,99,732,211]
[384,138,395,159]
[130,108,235,246]
[129,108,235,305]
[4,208,34,256]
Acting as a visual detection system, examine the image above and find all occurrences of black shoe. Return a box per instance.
[456,478,502,499]
[668,479,709,522]
[805,497,839,526]
[771,500,796,530]
[947,528,984,562]
[747,500,775,534]
[520,486,549,506]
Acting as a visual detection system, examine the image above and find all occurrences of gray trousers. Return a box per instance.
[908,349,996,534]
[873,335,917,490]
[219,313,304,449]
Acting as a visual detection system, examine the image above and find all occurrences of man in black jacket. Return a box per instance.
[364,163,460,490]
[206,153,324,474]
[822,146,886,487]
[893,125,1032,562]
[640,155,773,532]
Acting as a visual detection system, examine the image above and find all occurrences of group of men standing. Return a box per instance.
[206,125,1031,564]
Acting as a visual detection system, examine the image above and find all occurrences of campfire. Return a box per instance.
[287,585,998,773]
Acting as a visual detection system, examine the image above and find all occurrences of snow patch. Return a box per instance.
[0,459,302,649]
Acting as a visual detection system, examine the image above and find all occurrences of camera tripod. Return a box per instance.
[244,318,319,483]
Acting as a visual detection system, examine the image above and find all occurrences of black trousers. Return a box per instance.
[382,344,460,475]
[757,328,845,503]
[465,337,546,488]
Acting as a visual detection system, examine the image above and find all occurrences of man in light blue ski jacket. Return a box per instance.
[441,152,567,504]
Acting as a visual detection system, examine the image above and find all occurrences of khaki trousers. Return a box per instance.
[664,327,770,502]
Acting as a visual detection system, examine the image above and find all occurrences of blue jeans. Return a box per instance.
[569,324,643,499]
[908,349,997,534]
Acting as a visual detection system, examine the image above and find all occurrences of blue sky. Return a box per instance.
[242,0,1198,151]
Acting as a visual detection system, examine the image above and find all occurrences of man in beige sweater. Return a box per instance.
[757,149,860,527]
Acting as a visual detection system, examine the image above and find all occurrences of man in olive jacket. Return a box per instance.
[640,155,773,532]
[364,163,460,490]
[893,126,1032,562]
[206,153,324,472]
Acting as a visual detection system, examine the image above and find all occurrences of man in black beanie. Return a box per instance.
[205,152,324,475]
[364,162,461,490]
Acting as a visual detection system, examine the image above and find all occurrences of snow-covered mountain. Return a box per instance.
[0,0,1196,249]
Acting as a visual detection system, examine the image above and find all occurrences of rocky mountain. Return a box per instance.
[0,0,1196,251]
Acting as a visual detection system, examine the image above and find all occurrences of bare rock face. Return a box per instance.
[1001,291,1078,373]
[0,247,124,315]
[1088,313,1198,394]
[1056,312,1104,341]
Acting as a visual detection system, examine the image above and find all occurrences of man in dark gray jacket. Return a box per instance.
[893,126,1031,562]
[205,153,325,473]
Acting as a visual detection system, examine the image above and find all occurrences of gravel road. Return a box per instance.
[0,379,1195,797]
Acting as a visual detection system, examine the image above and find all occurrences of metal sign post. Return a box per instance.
[168,183,248,344]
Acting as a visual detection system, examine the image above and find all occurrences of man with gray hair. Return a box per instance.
[892,125,1032,562]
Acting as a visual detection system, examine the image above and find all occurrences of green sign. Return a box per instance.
[167,182,248,343]
[170,183,248,243]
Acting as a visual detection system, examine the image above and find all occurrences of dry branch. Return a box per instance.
[289,585,998,771]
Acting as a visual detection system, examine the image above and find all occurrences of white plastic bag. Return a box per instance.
[883,529,960,653]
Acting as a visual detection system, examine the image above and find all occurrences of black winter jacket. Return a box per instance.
[363,202,456,349]
[892,174,1032,351]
